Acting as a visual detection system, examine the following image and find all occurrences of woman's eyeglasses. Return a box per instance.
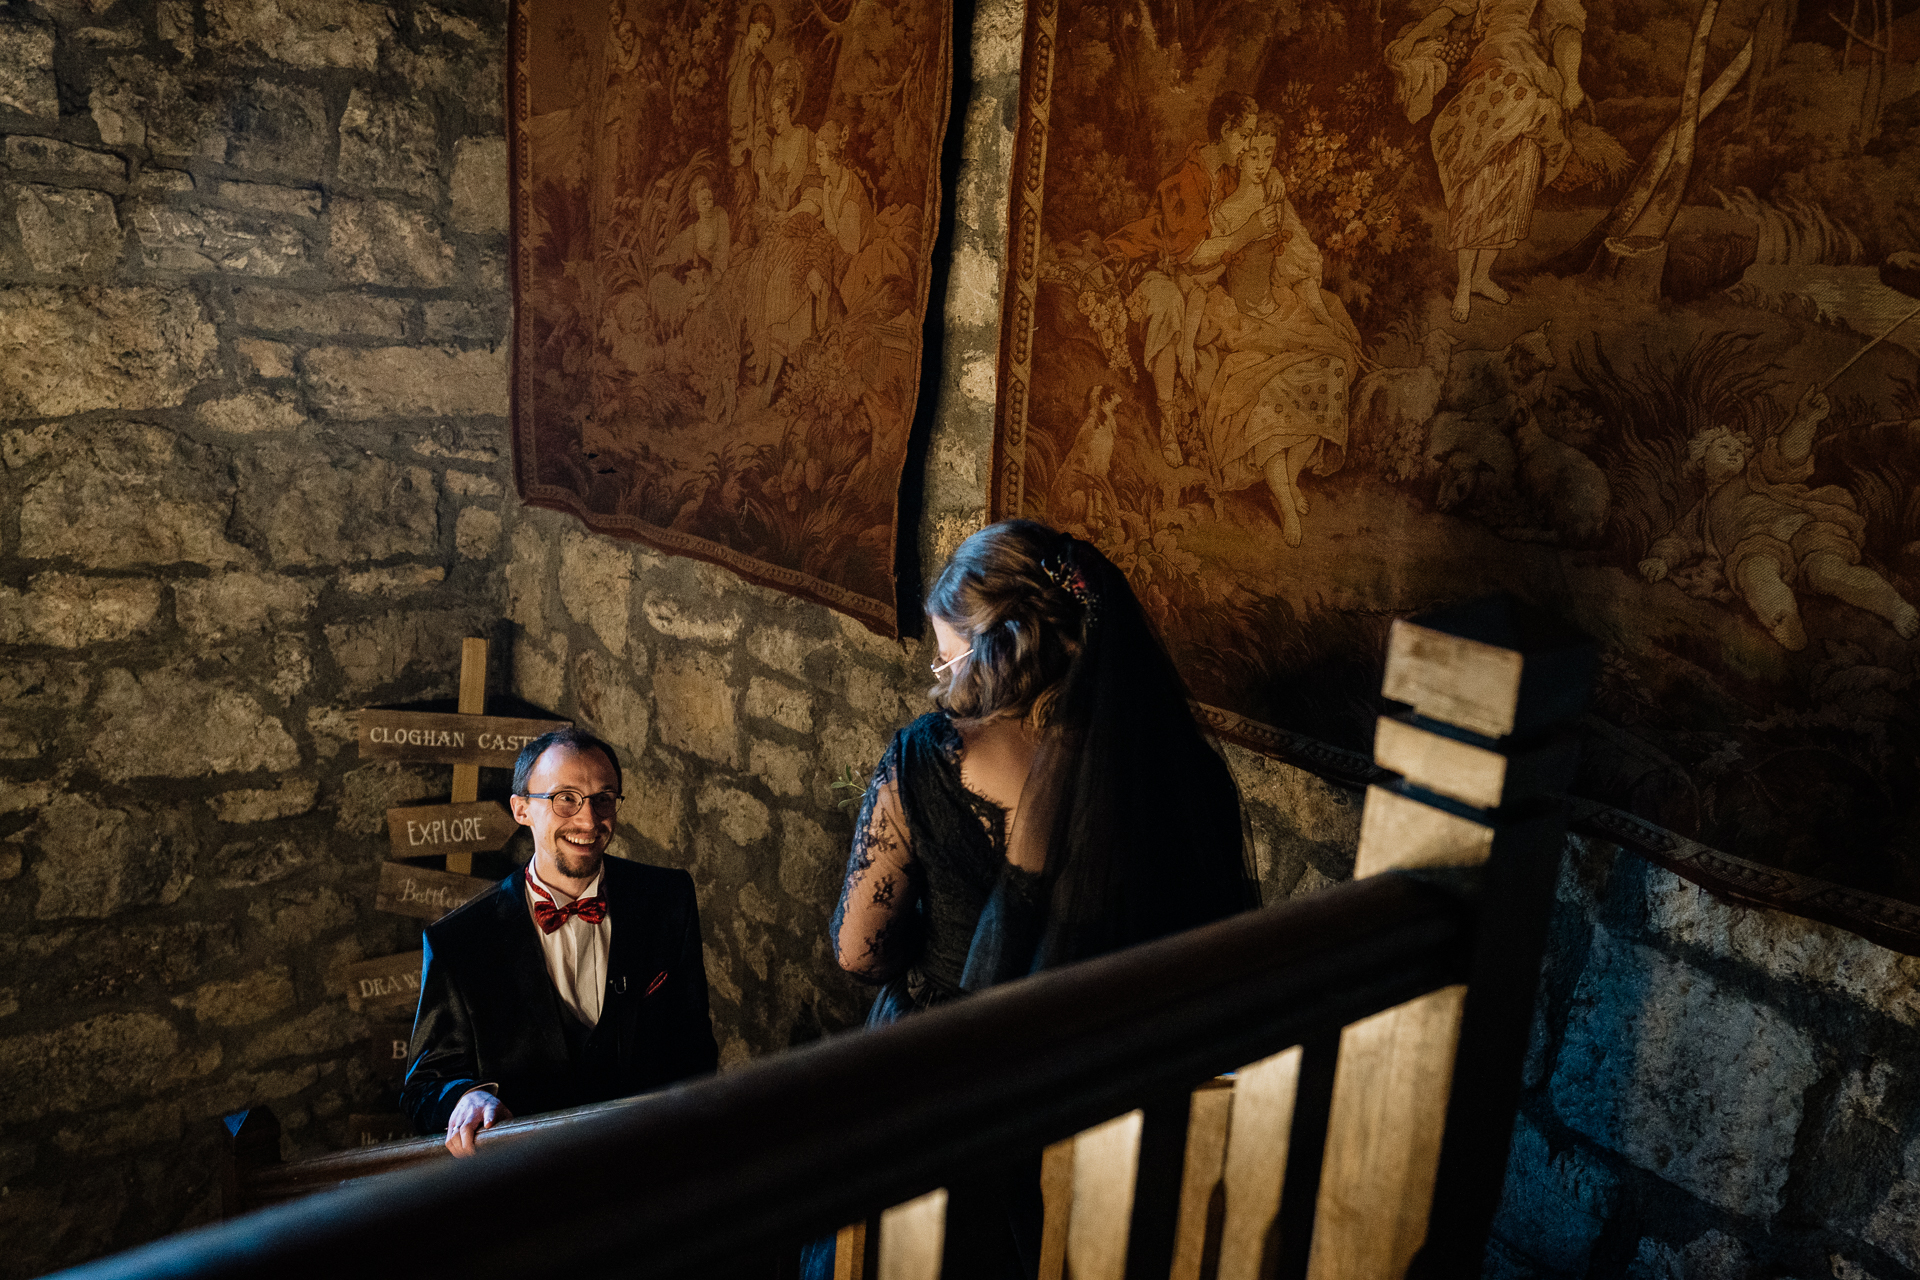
[931,651,967,676]
[521,789,622,818]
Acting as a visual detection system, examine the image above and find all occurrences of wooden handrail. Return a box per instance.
[56,870,1472,1280]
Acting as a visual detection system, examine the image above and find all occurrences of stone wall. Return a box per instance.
[0,2,518,1273]
[1488,838,1920,1278]
[5,1,1920,1278]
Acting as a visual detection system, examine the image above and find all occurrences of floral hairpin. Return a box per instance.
[1042,545,1099,624]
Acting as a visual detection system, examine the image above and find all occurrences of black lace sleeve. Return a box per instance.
[830,740,924,983]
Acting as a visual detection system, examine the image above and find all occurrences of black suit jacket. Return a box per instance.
[400,857,719,1133]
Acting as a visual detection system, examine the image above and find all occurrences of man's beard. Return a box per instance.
[552,842,605,881]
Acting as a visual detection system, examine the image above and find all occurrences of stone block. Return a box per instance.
[388,40,503,129]
[174,573,320,640]
[450,137,508,233]
[423,298,509,342]
[1866,1130,1920,1269]
[220,80,332,174]
[0,286,216,418]
[506,524,551,628]
[303,344,506,418]
[205,0,391,70]
[577,669,650,758]
[236,338,295,378]
[323,609,479,697]
[642,592,742,647]
[19,422,248,568]
[193,389,307,434]
[776,811,844,906]
[231,288,407,338]
[338,89,440,198]
[1646,867,1920,1026]
[747,625,810,678]
[514,635,567,713]
[339,564,444,596]
[327,197,454,286]
[562,532,636,657]
[173,967,294,1027]
[243,1003,360,1066]
[745,677,812,734]
[749,739,809,798]
[207,180,322,219]
[11,185,123,276]
[697,783,771,846]
[0,1014,192,1124]
[0,574,161,647]
[133,204,310,276]
[1548,926,1816,1219]
[27,794,195,919]
[90,61,221,158]
[625,751,686,851]
[456,506,501,558]
[209,780,319,824]
[0,15,57,119]
[444,469,502,497]
[90,665,300,782]
[236,443,437,566]
[337,762,443,836]
[1488,1118,1617,1274]
[5,136,128,185]
[3,422,59,468]
[157,0,194,55]
[654,653,739,768]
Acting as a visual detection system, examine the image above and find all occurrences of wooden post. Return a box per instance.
[1305,598,1592,1280]
[447,637,488,876]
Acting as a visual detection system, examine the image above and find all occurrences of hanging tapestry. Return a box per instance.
[995,0,1920,950]
[509,0,952,634]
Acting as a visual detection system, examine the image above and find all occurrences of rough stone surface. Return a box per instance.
[172,968,294,1027]
[19,423,250,569]
[323,610,482,697]
[235,445,437,566]
[337,763,444,836]
[230,288,407,338]
[88,666,301,781]
[207,180,321,218]
[1550,926,1818,1218]
[303,345,506,418]
[455,507,502,559]
[449,137,508,233]
[0,287,217,418]
[0,574,161,648]
[208,781,318,825]
[4,136,126,183]
[745,677,813,735]
[653,652,739,769]
[0,1014,200,1125]
[193,389,306,435]
[173,573,320,640]
[327,198,454,286]
[219,80,332,174]
[205,0,390,71]
[12,185,122,276]
[133,204,308,276]
[26,794,195,919]
[562,532,636,657]
[337,90,439,198]
[0,16,58,119]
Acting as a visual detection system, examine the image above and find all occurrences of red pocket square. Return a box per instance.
[644,971,668,997]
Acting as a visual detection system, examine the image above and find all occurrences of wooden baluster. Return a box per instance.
[1169,1078,1234,1280]
[1067,1110,1144,1280]
[1123,1093,1193,1279]
[1215,1048,1301,1280]
[1305,599,1592,1280]
[879,1189,948,1280]
[1038,1137,1076,1280]
[446,637,488,877]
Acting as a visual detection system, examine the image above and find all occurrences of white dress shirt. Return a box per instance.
[524,863,611,1028]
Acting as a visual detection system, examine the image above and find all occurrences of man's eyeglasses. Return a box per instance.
[521,789,622,818]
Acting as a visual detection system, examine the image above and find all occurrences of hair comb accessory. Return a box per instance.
[1042,538,1100,625]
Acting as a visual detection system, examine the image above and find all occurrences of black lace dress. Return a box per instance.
[831,712,1045,1024]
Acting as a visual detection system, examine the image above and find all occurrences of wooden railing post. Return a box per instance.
[1306,597,1592,1280]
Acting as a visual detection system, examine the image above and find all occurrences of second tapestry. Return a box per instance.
[996,0,1920,949]
[510,0,952,634]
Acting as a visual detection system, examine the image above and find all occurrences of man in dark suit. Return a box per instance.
[401,727,718,1155]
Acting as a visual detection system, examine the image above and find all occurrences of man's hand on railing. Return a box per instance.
[445,1089,513,1158]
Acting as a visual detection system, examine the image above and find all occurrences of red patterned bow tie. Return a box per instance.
[532,896,607,933]
[527,872,607,934]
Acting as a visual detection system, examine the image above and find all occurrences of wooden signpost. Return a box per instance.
[342,951,424,1014]
[375,861,492,920]
[368,1023,412,1082]
[355,637,568,880]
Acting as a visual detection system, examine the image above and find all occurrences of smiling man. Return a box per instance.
[401,727,718,1155]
